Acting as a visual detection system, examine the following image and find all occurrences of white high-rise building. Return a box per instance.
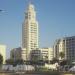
[22,3,39,60]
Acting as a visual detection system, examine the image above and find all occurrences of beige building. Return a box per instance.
[21,48,27,60]
[40,48,53,61]
[53,36,75,61]
[22,3,39,60]
[0,45,6,64]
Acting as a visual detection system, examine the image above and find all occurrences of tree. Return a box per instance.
[59,52,65,60]
[6,59,14,65]
[51,58,59,64]
[15,59,24,65]
[60,60,67,66]
[0,54,3,65]
[6,59,24,66]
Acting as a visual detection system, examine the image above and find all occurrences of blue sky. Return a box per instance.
[0,0,75,58]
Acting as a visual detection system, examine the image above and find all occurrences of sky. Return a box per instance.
[0,0,75,58]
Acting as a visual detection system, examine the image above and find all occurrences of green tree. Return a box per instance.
[0,54,3,65]
[6,59,24,66]
[60,60,67,66]
[6,59,14,65]
[15,59,24,65]
[51,58,59,64]
[59,52,65,60]
[44,55,48,63]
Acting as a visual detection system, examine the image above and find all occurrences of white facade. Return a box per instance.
[22,3,39,60]
[0,45,6,64]
[21,48,27,60]
[40,48,53,61]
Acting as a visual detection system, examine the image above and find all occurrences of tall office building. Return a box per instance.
[22,3,39,60]
[53,36,75,61]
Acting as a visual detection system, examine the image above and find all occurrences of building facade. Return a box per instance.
[30,49,43,61]
[22,3,39,60]
[0,45,6,64]
[53,36,75,61]
[21,48,27,61]
[40,48,53,61]
[10,47,28,61]
[10,47,22,60]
